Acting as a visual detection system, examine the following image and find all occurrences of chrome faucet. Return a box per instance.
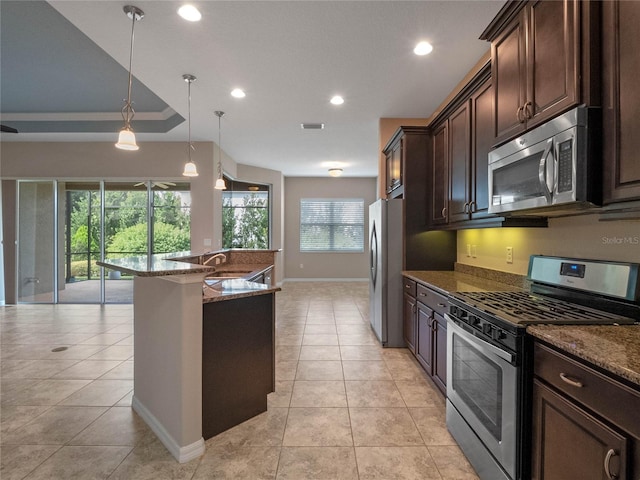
[203,253,227,266]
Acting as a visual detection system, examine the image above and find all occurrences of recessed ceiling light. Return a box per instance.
[231,88,246,98]
[330,95,344,105]
[414,41,433,56]
[178,5,201,22]
[328,168,343,177]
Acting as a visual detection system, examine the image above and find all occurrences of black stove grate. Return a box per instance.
[451,291,634,325]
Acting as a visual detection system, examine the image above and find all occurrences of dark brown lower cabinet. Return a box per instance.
[416,303,434,374]
[432,312,447,394]
[414,290,448,395]
[532,378,628,480]
[403,292,417,354]
[532,342,640,480]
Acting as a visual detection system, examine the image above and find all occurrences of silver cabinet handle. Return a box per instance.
[437,303,447,308]
[559,372,583,388]
[516,105,525,123]
[441,207,447,218]
[604,448,618,479]
[463,202,470,214]
[419,292,427,297]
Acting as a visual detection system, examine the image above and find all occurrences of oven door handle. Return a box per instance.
[445,314,515,364]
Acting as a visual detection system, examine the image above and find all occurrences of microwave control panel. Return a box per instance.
[557,139,573,193]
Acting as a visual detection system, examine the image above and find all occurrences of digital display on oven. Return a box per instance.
[560,262,585,278]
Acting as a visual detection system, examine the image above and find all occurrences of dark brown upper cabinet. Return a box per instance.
[481,0,599,146]
[430,121,449,226]
[448,78,494,223]
[602,0,640,203]
[384,140,402,197]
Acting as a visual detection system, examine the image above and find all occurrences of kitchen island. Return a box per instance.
[98,250,280,463]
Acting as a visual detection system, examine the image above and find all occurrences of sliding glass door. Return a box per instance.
[16,180,191,304]
[17,181,56,303]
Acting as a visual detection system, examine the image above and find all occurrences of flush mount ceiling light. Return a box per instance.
[115,5,144,151]
[414,41,433,56]
[214,111,227,190]
[178,5,201,22]
[328,168,343,177]
[181,74,198,177]
[231,88,246,98]
[330,95,344,105]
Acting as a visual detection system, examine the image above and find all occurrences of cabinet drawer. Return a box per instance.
[403,278,417,297]
[416,284,449,316]
[534,342,640,438]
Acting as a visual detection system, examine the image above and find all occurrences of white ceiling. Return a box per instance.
[0,0,505,177]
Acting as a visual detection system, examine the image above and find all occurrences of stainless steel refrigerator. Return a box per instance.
[368,198,404,347]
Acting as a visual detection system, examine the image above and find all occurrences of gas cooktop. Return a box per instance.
[449,290,636,326]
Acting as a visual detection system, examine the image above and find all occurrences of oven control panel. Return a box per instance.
[449,305,518,352]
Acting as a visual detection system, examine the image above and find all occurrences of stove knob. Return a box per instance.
[482,323,493,336]
[492,328,506,341]
[469,315,481,327]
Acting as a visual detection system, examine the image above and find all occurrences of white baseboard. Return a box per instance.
[283,278,368,283]
[132,395,205,463]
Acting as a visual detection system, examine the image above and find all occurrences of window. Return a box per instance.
[222,179,270,249]
[300,198,364,252]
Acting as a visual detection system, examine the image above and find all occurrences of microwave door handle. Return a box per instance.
[538,138,553,203]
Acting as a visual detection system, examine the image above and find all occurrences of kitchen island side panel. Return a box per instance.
[202,293,275,439]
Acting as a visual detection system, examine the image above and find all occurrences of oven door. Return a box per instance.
[446,316,517,479]
[488,136,555,214]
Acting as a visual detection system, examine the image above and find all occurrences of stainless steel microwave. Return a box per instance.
[488,106,601,215]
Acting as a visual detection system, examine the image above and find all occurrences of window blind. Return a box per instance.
[300,198,364,252]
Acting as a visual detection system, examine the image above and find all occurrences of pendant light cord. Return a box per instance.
[122,9,138,127]
[187,79,192,161]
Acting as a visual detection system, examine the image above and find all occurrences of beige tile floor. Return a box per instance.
[1,281,478,479]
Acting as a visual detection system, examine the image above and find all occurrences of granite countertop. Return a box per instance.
[528,324,640,387]
[202,278,280,303]
[403,270,523,297]
[98,251,279,302]
[97,253,215,277]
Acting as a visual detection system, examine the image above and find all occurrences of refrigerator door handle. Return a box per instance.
[370,222,378,288]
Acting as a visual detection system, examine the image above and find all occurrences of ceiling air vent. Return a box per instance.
[301,123,325,130]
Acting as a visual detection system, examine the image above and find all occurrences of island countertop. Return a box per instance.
[97,252,215,277]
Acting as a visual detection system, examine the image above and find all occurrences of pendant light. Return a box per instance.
[214,111,227,190]
[181,74,198,177]
[115,5,144,151]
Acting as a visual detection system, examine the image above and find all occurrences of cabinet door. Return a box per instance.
[448,101,471,223]
[602,0,640,203]
[471,80,493,219]
[431,122,449,225]
[432,312,447,395]
[526,0,579,127]
[531,379,628,480]
[403,293,416,354]
[492,11,527,144]
[386,141,402,195]
[415,303,434,374]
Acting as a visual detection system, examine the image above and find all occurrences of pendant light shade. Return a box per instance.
[115,5,144,151]
[181,74,199,177]
[116,128,139,151]
[214,110,227,190]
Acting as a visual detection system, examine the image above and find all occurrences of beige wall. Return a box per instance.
[1,141,218,252]
[236,164,284,284]
[457,214,640,274]
[284,177,377,279]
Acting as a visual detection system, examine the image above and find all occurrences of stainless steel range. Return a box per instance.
[445,255,640,480]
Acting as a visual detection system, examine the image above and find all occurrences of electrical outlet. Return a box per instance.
[300,263,304,269]
[472,245,477,258]
[466,244,471,257]
[506,246,513,264]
